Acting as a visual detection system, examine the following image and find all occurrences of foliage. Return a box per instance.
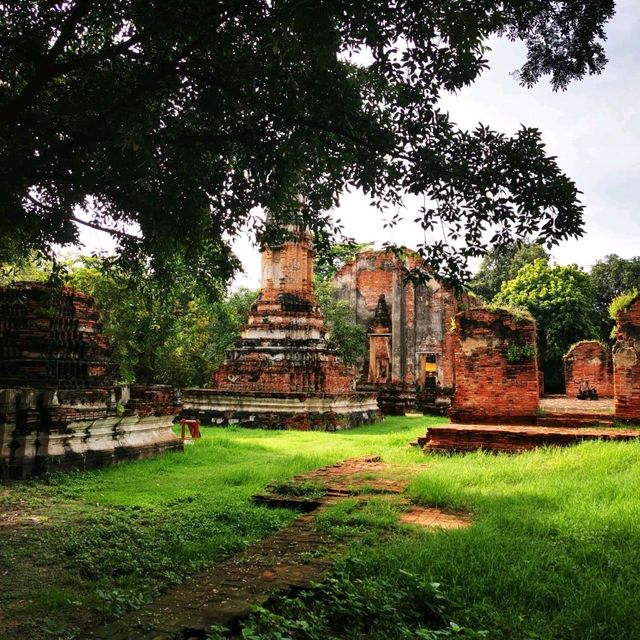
[65,255,253,385]
[0,1,615,283]
[314,241,373,283]
[469,241,550,301]
[608,289,639,339]
[237,561,487,640]
[494,259,597,391]
[315,280,367,366]
[506,342,536,363]
[608,289,639,320]
[591,255,640,341]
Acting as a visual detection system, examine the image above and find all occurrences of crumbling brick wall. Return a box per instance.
[564,341,613,398]
[613,297,640,422]
[0,282,181,478]
[450,307,539,424]
[331,250,470,389]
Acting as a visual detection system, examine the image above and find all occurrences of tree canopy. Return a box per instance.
[590,254,640,342]
[0,1,615,283]
[494,258,597,391]
[469,240,550,301]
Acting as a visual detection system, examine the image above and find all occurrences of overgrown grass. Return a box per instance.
[0,417,432,638]
[3,417,640,640]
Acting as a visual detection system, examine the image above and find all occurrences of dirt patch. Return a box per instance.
[399,506,470,529]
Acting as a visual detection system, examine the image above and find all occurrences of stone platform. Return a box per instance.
[0,283,182,478]
[181,388,379,430]
[418,423,640,453]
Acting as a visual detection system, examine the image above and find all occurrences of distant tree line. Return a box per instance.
[469,245,640,392]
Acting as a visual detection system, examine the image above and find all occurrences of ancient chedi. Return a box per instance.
[182,224,380,429]
[332,249,476,413]
[0,282,182,479]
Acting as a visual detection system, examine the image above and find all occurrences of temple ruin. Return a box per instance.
[331,250,475,413]
[0,283,182,479]
[564,340,613,398]
[182,225,380,429]
[449,306,540,425]
[613,295,640,423]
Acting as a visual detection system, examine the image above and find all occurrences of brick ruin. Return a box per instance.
[331,250,473,414]
[0,283,182,479]
[182,225,380,429]
[564,340,614,398]
[449,307,539,424]
[613,296,640,423]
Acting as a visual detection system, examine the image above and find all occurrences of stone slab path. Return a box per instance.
[87,456,467,640]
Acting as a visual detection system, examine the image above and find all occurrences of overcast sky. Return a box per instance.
[77,2,640,290]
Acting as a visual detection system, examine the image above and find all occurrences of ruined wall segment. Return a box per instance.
[450,307,539,424]
[331,249,474,413]
[0,283,182,479]
[564,341,613,398]
[613,296,640,422]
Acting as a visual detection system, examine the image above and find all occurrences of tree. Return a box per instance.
[494,259,597,392]
[314,241,373,283]
[469,241,550,301]
[0,1,615,283]
[315,280,367,367]
[590,254,640,342]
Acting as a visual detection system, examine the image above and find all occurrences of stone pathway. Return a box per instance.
[88,456,468,639]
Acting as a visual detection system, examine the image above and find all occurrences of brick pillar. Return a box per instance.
[613,297,640,422]
[563,340,613,398]
[450,307,539,424]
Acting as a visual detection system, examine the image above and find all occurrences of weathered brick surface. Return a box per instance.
[190,225,380,429]
[0,282,115,388]
[0,283,182,478]
[423,423,640,453]
[332,250,476,414]
[613,297,640,422]
[564,341,613,398]
[450,307,539,424]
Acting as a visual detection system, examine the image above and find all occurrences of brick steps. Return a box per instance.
[422,424,640,453]
[536,413,615,428]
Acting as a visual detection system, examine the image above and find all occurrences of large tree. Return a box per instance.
[0,1,615,282]
[469,240,550,301]
[589,254,640,342]
[494,258,597,392]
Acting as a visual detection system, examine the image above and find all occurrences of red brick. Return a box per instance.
[450,307,539,424]
[564,341,613,398]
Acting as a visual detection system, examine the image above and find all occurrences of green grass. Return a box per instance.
[2,416,640,639]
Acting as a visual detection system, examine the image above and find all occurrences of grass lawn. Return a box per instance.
[1,415,640,639]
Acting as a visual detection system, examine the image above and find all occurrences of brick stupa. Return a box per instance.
[0,282,182,479]
[182,224,380,429]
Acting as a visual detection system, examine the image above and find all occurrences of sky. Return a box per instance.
[77,1,640,290]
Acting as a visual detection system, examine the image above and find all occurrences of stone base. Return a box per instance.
[1,386,183,480]
[421,423,640,453]
[355,382,416,416]
[181,389,381,430]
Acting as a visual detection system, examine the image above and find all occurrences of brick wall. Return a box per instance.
[564,341,613,398]
[332,250,469,389]
[450,307,539,424]
[613,297,640,422]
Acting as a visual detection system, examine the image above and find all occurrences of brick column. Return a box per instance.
[450,307,539,424]
[613,297,640,422]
